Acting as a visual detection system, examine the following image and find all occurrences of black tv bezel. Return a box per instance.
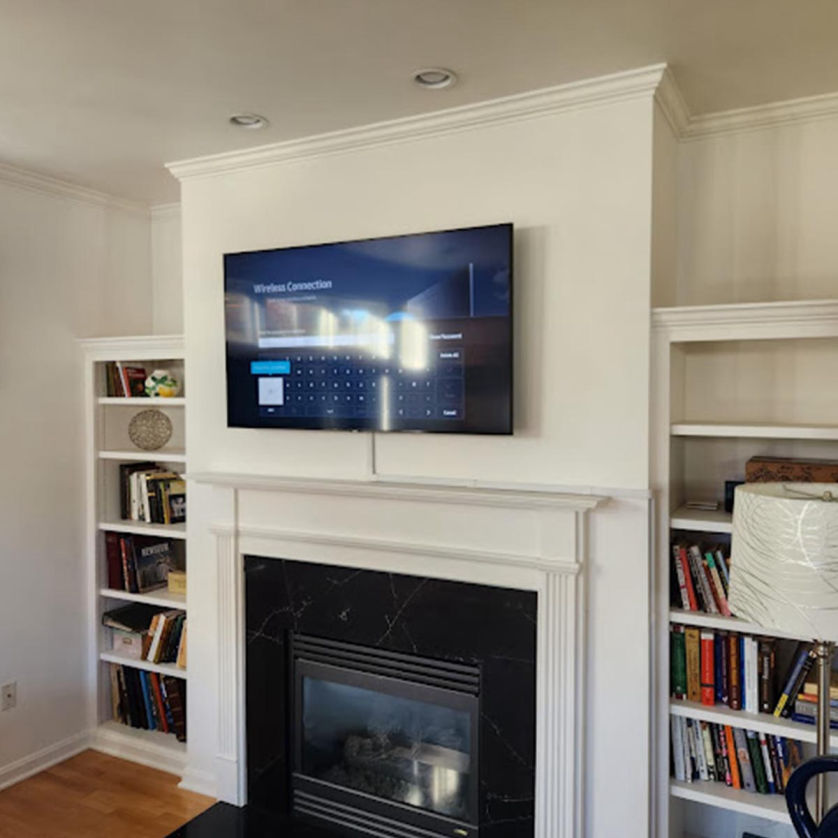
[223,222,514,435]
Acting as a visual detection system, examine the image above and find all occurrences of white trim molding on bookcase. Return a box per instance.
[651,300,838,837]
[79,335,189,781]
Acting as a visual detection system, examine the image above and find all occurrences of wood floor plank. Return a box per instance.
[0,750,213,838]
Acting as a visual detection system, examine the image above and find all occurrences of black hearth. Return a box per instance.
[245,557,537,838]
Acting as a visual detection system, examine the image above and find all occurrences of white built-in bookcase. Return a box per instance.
[652,300,838,837]
[80,335,187,775]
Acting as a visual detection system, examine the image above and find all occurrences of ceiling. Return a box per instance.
[1,0,837,205]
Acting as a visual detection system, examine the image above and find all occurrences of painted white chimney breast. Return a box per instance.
[193,472,605,838]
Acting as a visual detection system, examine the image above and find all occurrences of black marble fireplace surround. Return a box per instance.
[243,556,538,838]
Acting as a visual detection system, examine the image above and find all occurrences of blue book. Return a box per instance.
[138,670,155,729]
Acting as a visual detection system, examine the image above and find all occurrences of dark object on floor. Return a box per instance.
[165,803,338,837]
[786,756,838,837]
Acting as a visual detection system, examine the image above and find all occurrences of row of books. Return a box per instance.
[671,716,802,795]
[105,531,176,593]
[671,541,731,616]
[105,362,147,397]
[119,462,185,525]
[104,603,186,668]
[108,664,186,741]
[671,629,827,723]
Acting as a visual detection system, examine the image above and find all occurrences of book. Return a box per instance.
[733,726,756,791]
[728,633,742,710]
[724,725,741,789]
[767,734,783,793]
[703,551,731,616]
[123,366,147,397]
[132,536,173,592]
[685,627,701,703]
[163,676,186,741]
[745,729,768,793]
[671,625,686,699]
[743,635,759,714]
[688,545,718,614]
[802,670,838,701]
[672,544,691,610]
[102,603,161,633]
[176,621,187,668]
[700,631,715,706]
[758,637,777,714]
[671,716,687,781]
[777,644,816,718]
[104,531,123,590]
[118,461,158,520]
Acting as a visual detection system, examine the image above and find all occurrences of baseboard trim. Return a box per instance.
[88,723,187,777]
[178,766,217,798]
[0,732,89,792]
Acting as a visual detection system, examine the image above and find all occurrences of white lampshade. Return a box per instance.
[729,483,838,641]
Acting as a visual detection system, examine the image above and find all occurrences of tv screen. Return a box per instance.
[223,223,513,434]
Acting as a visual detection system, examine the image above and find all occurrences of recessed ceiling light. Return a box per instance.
[229,113,270,130]
[413,68,457,89]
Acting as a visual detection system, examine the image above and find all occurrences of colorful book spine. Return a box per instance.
[700,631,715,706]
[685,627,701,703]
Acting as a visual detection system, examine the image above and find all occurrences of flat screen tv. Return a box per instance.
[223,223,513,434]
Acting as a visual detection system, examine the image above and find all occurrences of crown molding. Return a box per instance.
[0,161,149,214]
[150,202,181,220]
[653,67,690,137]
[681,89,838,140]
[654,71,838,142]
[167,64,666,180]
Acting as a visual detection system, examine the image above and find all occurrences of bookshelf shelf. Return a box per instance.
[670,421,838,440]
[98,396,186,406]
[653,304,838,837]
[98,449,187,463]
[82,335,189,773]
[668,699,835,746]
[669,780,790,824]
[99,651,187,679]
[98,520,186,540]
[668,608,808,642]
[670,506,732,533]
[99,587,186,609]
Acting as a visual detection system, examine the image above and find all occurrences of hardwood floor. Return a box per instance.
[0,750,214,838]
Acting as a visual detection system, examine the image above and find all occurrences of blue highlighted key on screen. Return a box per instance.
[250,360,291,375]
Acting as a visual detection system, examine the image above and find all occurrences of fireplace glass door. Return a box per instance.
[292,635,480,837]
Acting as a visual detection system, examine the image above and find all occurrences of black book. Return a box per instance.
[102,602,161,633]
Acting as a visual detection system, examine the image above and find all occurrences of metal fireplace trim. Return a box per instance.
[291,636,481,838]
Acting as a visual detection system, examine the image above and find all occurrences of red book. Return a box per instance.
[678,546,698,610]
[700,631,715,706]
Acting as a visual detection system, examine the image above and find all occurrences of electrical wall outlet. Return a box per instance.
[1,681,16,711]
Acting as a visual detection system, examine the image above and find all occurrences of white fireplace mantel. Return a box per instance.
[194,471,607,838]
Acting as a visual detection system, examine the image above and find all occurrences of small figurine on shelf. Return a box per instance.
[145,369,181,398]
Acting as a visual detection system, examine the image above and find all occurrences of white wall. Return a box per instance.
[178,92,657,837]
[151,204,183,334]
[0,181,151,780]
[669,112,838,306]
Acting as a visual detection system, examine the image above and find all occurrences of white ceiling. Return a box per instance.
[2,0,837,205]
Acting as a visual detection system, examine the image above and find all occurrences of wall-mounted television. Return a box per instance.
[223,223,513,434]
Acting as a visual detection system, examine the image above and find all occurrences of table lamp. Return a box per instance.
[729,483,838,821]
